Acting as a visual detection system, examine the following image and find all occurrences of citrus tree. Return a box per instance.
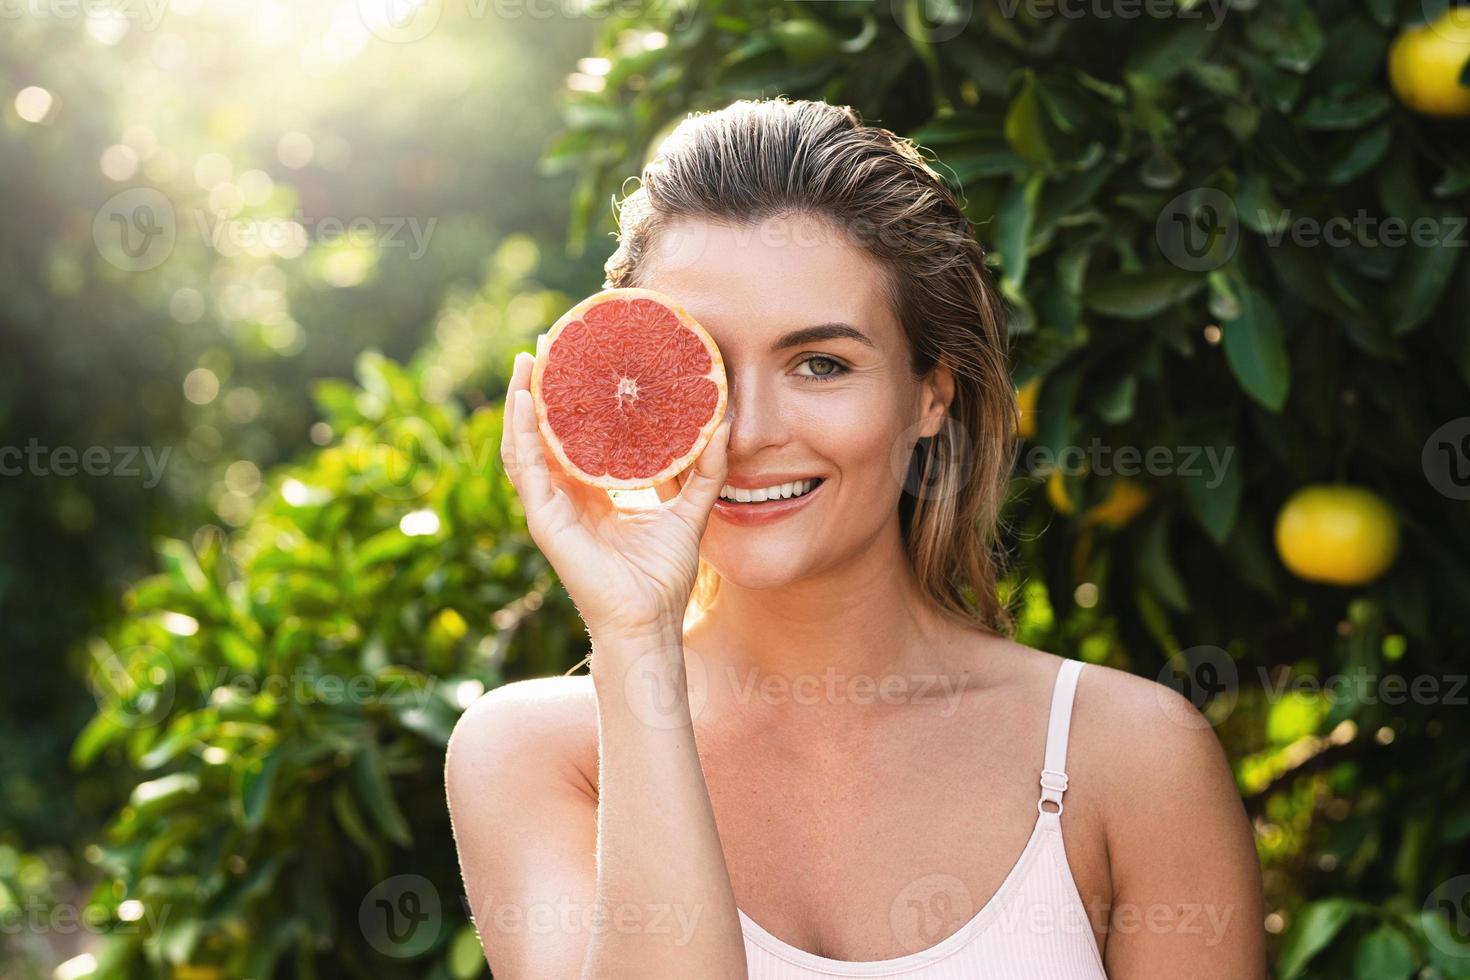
[546,0,1470,976]
[59,2,1470,979]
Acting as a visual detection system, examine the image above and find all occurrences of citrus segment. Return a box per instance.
[530,287,727,490]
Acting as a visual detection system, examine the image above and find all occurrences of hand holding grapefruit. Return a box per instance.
[500,288,731,637]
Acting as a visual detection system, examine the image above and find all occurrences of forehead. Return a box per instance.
[640,212,901,352]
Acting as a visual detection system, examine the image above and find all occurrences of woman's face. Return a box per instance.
[642,212,954,590]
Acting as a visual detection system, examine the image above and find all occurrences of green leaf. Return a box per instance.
[449,925,487,979]
[1421,910,1470,978]
[1005,71,1053,164]
[1278,899,1355,978]
[234,747,282,831]
[995,174,1044,290]
[1136,512,1190,612]
[352,740,413,847]
[1093,374,1136,424]
[1084,268,1205,319]
[1221,282,1290,412]
[1385,218,1463,334]
[769,19,838,64]
[1299,89,1392,129]
[1246,0,1326,73]
[1183,445,1242,544]
[1353,924,1417,979]
[1325,123,1393,185]
[1124,19,1219,82]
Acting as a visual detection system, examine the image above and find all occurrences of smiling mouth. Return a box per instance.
[717,477,824,505]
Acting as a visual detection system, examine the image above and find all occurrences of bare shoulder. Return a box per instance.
[1064,657,1239,807]
[444,674,600,803]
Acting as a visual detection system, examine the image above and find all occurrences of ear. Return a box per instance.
[915,360,956,438]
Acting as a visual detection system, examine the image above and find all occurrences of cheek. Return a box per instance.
[790,385,909,485]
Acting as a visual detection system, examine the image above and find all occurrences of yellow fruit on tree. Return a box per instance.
[1016,379,1041,440]
[1387,9,1470,118]
[1047,468,1075,515]
[1275,485,1400,587]
[1083,478,1152,529]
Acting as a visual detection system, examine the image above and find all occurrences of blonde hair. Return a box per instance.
[604,98,1017,635]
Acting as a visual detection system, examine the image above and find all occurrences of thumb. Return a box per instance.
[670,410,732,525]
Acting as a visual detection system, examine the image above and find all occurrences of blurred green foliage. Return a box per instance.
[0,2,597,848]
[5,0,1470,977]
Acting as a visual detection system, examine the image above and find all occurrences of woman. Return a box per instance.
[446,98,1265,979]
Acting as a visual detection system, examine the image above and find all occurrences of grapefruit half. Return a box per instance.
[530,287,727,491]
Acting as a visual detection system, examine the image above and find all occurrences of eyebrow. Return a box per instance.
[772,322,876,351]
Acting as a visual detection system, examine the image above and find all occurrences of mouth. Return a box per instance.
[712,477,826,525]
[717,477,824,505]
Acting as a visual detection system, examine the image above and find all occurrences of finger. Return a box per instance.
[510,388,555,510]
[652,475,681,504]
[500,349,535,480]
[669,411,732,526]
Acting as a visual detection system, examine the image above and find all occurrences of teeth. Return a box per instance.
[719,478,818,503]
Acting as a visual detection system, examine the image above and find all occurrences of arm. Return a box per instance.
[446,342,744,979]
[583,622,747,979]
[1099,680,1267,979]
[444,654,746,980]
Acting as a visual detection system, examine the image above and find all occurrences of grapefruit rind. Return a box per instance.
[529,287,728,491]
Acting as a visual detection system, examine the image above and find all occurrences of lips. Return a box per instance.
[712,477,827,526]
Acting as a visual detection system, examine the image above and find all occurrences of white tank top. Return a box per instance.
[738,659,1108,978]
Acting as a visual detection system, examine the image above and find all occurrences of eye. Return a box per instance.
[795,354,848,383]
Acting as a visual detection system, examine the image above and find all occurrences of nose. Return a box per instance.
[724,367,787,459]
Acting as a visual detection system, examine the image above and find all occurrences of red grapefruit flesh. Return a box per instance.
[530,287,727,491]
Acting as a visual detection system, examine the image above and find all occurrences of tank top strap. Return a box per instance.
[1038,659,1085,816]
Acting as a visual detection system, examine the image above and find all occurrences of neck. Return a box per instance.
[687,518,973,723]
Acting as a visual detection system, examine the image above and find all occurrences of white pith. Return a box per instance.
[718,478,820,503]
